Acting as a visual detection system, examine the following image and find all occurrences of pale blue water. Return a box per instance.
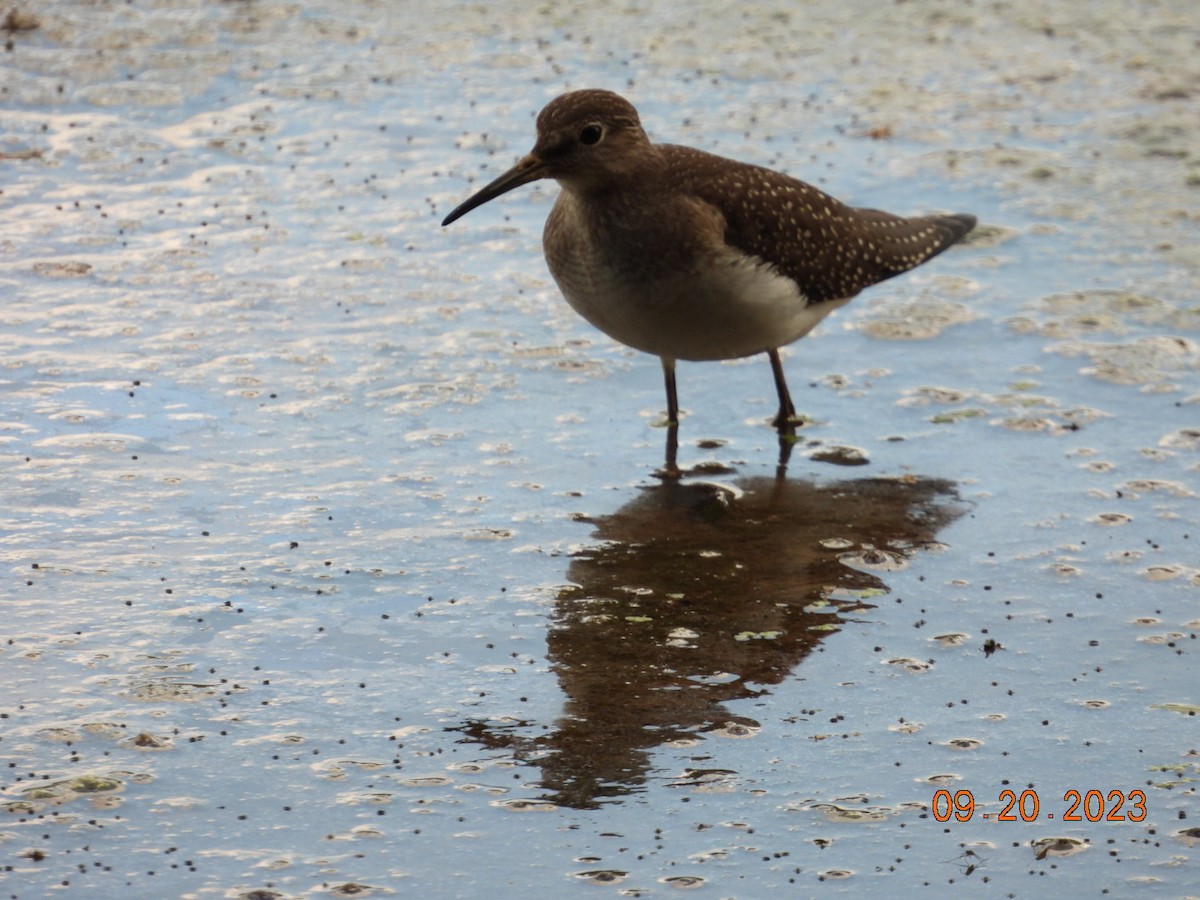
[2,2,1197,897]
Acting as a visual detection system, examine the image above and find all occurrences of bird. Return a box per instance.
[441,89,975,443]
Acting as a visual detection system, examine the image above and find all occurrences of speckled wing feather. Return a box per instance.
[664,145,974,305]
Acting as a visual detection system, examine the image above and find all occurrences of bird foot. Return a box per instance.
[772,411,813,431]
[655,421,681,479]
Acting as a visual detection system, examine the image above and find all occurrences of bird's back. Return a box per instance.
[662,144,975,305]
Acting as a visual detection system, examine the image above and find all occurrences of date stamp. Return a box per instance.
[932,789,1147,823]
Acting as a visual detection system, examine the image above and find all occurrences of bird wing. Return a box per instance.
[663,145,973,305]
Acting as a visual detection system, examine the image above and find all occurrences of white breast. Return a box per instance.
[548,245,846,362]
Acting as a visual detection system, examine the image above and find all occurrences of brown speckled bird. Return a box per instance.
[442,89,975,432]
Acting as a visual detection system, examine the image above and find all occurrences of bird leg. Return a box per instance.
[660,422,681,479]
[654,357,682,478]
[661,357,679,426]
[767,349,797,431]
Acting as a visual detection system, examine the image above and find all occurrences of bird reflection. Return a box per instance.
[450,473,965,808]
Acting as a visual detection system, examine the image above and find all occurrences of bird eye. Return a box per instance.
[579,124,604,145]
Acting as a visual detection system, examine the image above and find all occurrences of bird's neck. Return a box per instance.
[555,143,665,200]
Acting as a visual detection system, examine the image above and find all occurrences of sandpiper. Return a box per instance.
[442,89,974,438]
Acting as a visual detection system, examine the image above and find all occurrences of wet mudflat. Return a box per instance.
[2,1,1197,897]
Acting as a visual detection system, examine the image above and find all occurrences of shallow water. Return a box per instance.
[2,1,1198,897]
